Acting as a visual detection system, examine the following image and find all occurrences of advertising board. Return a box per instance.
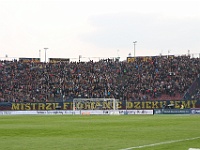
[191,109,200,114]
[0,110,153,115]
[154,109,191,114]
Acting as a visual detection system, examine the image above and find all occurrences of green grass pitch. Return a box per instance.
[0,115,200,150]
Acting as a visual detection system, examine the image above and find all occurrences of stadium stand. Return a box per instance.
[0,55,199,102]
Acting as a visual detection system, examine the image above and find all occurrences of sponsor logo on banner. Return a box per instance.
[154,109,191,114]
[118,110,153,115]
[191,109,200,114]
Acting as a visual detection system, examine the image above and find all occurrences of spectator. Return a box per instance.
[0,55,199,102]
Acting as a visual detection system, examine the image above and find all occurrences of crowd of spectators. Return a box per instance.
[192,88,200,100]
[0,55,199,102]
[184,75,200,100]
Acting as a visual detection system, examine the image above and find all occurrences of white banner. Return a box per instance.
[119,110,153,115]
[0,111,71,115]
[0,110,153,115]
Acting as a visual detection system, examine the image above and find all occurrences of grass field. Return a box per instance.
[0,115,200,150]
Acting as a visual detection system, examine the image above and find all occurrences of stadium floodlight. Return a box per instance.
[44,48,48,63]
[133,41,137,57]
[39,50,41,61]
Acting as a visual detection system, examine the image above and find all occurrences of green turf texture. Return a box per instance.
[0,115,200,150]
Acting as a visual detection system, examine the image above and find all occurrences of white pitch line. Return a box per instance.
[120,137,200,150]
